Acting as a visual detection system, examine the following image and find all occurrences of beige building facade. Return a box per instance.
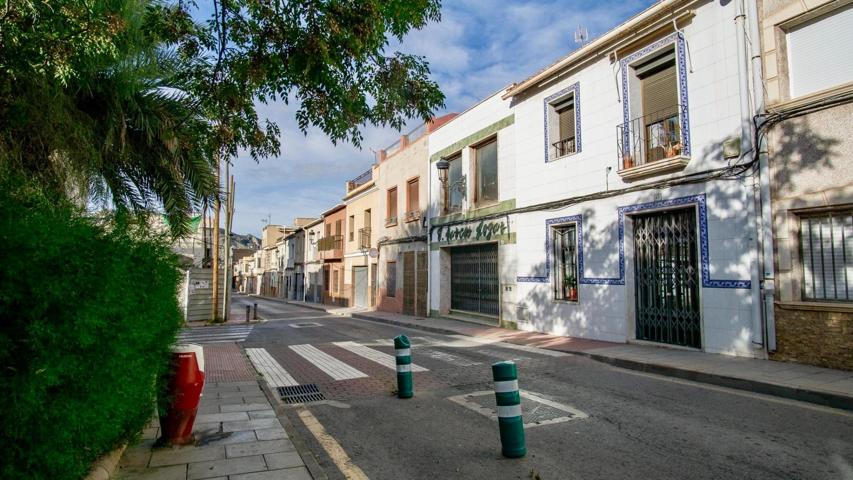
[759,0,853,370]
[342,168,380,309]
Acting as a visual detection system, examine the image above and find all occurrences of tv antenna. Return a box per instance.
[574,25,589,46]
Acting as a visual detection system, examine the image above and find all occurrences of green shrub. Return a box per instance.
[0,178,183,479]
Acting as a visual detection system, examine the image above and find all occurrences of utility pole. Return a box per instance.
[211,152,221,322]
[222,171,235,321]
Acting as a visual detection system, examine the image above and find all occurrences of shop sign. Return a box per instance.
[434,219,508,243]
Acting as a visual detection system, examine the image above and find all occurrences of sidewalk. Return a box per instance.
[287,300,853,411]
[117,343,318,480]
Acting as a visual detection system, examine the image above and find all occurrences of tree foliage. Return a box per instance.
[0,0,445,234]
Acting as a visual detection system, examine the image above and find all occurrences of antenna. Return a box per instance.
[574,25,589,46]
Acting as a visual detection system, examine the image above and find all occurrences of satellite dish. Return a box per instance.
[369,248,379,258]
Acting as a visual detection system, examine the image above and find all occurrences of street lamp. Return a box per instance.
[308,230,317,246]
[435,158,465,214]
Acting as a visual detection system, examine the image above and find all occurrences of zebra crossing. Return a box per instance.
[246,335,563,391]
[176,324,255,344]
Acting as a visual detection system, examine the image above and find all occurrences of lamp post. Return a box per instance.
[436,159,449,214]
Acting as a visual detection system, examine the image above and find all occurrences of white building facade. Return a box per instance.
[429,0,767,358]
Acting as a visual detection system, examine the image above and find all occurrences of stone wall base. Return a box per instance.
[771,304,853,371]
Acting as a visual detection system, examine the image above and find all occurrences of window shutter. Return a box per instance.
[641,63,678,117]
[787,5,853,98]
[558,106,575,141]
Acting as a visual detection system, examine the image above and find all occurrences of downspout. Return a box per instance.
[747,0,777,352]
[734,0,764,349]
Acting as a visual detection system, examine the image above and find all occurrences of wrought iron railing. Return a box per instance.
[318,235,342,251]
[347,169,373,191]
[404,210,421,222]
[358,228,371,249]
[552,137,576,158]
[617,104,685,170]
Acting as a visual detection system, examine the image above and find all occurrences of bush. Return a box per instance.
[0,178,183,479]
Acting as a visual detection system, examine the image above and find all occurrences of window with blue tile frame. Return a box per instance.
[543,82,581,162]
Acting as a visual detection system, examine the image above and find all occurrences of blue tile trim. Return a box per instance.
[543,82,581,163]
[517,194,751,289]
[620,32,691,158]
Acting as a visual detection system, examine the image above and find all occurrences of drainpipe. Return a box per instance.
[746,0,777,352]
[734,0,764,350]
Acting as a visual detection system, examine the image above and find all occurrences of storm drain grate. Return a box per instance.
[277,384,325,404]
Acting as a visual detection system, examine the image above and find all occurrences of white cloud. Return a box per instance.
[229,0,656,235]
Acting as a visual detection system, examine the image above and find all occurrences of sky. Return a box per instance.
[229,0,656,236]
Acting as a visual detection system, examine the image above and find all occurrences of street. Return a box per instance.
[224,296,853,480]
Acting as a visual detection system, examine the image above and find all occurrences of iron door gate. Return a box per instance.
[633,208,701,348]
[450,244,499,317]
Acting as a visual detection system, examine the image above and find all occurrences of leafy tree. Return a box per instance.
[0,0,445,234]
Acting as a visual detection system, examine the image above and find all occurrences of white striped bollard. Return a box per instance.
[492,360,526,458]
[394,335,413,398]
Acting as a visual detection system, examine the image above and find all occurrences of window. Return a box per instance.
[406,177,419,220]
[387,187,398,225]
[325,222,331,237]
[474,139,498,205]
[364,209,371,228]
[447,153,463,213]
[323,267,330,292]
[637,47,679,163]
[386,261,397,297]
[332,269,339,293]
[552,224,579,301]
[786,4,853,98]
[349,215,355,242]
[335,219,341,236]
[549,94,576,158]
[800,211,852,302]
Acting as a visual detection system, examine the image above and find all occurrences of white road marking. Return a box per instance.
[333,342,428,372]
[448,335,569,357]
[245,348,298,388]
[420,349,482,367]
[177,325,255,344]
[448,390,588,428]
[289,344,368,381]
[297,407,369,480]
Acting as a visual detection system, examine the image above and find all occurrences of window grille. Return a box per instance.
[552,224,579,301]
[800,211,853,301]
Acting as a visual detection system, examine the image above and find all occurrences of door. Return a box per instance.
[416,251,428,317]
[450,244,499,318]
[403,252,416,316]
[354,266,368,308]
[633,208,701,348]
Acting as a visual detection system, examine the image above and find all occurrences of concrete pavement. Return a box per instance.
[117,341,319,480]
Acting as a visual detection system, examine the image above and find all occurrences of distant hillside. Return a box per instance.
[231,233,260,249]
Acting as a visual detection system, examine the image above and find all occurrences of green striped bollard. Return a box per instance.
[394,335,413,399]
[492,360,526,458]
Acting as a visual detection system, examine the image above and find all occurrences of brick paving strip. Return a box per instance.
[116,342,323,480]
[274,297,853,411]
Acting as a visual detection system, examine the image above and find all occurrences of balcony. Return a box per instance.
[358,228,371,250]
[551,137,576,158]
[346,169,373,192]
[404,210,422,223]
[617,104,689,181]
[318,235,342,251]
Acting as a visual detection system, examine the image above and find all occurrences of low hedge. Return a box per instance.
[0,179,183,479]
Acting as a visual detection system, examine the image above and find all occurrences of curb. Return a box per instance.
[343,309,853,412]
[84,443,127,480]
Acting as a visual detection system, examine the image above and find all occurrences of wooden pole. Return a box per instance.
[211,153,221,322]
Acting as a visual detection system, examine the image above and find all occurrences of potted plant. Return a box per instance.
[622,153,634,169]
[665,141,682,158]
[564,275,578,301]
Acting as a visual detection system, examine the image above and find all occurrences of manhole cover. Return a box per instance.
[448,390,587,428]
[278,384,325,404]
[289,322,323,328]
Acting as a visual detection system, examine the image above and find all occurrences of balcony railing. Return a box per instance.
[346,169,373,191]
[318,235,343,251]
[617,104,686,171]
[404,210,422,223]
[552,137,576,158]
[358,228,371,250]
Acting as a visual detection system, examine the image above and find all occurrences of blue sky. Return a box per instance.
[230,0,656,236]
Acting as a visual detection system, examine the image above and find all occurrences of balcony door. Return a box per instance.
[638,48,679,163]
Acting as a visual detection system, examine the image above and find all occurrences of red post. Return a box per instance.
[159,344,205,445]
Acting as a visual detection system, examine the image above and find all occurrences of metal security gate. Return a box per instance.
[450,244,499,317]
[633,208,701,348]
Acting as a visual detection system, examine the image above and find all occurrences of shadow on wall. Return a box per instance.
[515,117,842,353]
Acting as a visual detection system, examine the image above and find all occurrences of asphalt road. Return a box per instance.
[233,295,853,480]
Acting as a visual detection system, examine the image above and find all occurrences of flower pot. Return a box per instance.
[568,287,578,302]
[622,154,634,169]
